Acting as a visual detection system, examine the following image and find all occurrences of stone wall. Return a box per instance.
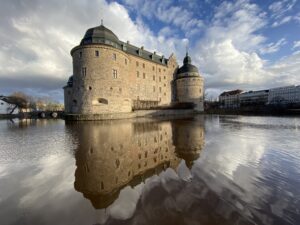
[67,44,178,114]
[127,53,177,106]
[71,45,132,114]
[176,75,204,111]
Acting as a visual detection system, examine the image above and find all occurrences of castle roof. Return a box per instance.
[76,24,168,66]
[219,89,243,97]
[177,53,199,74]
[80,25,120,46]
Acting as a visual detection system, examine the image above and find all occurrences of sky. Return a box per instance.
[0,0,299,102]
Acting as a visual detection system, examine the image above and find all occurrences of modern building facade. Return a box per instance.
[239,90,269,107]
[64,24,204,116]
[219,85,300,109]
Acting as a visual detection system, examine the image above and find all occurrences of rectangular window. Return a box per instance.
[112,69,118,79]
[113,53,117,60]
[136,61,139,67]
[159,77,161,82]
[95,50,99,57]
[159,87,162,93]
[153,86,155,92]
[143,73,146,79]
[153,75,155,81]
[79,52,82,58]
[137,71,139,78]
[152,66,155,71]
[143,63,145,68]
[125,59,127,65]
[159,68,161,72]
[164,76,166,79]
[82,67,86,76]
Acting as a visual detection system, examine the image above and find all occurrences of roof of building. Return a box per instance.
[77,24,168,66]
[80,25,119,46]
[219,89,243,96]
[177,53,199,74]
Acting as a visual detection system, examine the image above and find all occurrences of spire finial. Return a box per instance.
[101,19,103,26]
[185,42,189,56]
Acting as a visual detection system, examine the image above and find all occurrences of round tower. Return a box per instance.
[68,24,132,114]
[175,53,204,111]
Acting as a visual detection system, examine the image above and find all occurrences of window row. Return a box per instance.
[81,67,119,79]
[136,72,167,81]
[136,61,166,72]
[78,51,127,64]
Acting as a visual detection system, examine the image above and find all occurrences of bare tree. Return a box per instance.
[0,92,31,114]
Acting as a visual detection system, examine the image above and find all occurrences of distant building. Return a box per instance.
[268,85,300,106]
[219,89,243,109]
[240,90,269,107]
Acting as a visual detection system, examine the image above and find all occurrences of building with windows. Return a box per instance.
[63,24,204,117]
[219,89,243,109]
[268,85,300,106]
[239,90,269,106]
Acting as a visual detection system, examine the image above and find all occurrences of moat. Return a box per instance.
[0,115,299,225]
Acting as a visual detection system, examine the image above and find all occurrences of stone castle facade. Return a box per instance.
[64,24,204,115]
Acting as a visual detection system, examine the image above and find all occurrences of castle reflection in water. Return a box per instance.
[66,117,205,209]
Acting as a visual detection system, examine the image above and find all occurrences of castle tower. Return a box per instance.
[175,52,204,111]
[64,25,132,114]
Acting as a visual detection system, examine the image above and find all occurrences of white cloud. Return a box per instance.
[266,51,300,87]
[121,0,203,34]
[188,0,299,96]
[269,0,297,19]
[210,0,267,52]
[268,0,298,26]
[293,40,300,49]
[191,0,275,93]
[272,15,293,27]
[260,38,287,54]
[195,39,270,89]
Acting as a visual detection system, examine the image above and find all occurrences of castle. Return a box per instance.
[64,24,204,117]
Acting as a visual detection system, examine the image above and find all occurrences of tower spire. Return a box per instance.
[185,42,189,56]
[101,19,103,26]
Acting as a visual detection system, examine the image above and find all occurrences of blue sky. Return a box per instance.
[0,0,299,101]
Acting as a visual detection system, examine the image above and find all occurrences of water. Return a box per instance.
[0,115,299,225]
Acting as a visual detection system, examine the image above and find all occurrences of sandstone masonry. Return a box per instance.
[64,24,204,117]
